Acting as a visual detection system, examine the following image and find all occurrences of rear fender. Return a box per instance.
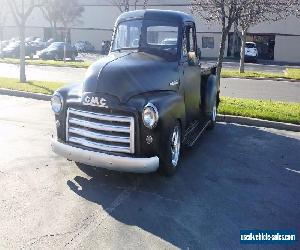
[202,74,217,116]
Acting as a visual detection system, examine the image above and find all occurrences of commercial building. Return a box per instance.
[3,0,300,63]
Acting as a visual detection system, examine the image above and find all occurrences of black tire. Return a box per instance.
[54,54,60,61]
[71,53,76,61]
[159,121,182,176]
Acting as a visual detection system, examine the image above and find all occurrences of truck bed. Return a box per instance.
[200,61,217,75]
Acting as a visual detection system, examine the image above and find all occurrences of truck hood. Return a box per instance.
[83,51,179,103]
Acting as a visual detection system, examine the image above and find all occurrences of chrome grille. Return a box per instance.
[66,108,135,154]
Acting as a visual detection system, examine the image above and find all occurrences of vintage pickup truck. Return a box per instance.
[51,9,219,176]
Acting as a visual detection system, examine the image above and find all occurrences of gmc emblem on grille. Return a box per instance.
[83,96,108,108]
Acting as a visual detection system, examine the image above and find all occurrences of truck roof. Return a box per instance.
[117,9,195,24]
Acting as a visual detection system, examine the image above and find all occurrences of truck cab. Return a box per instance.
[51,9,219,176]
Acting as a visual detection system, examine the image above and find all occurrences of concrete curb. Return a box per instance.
[0,88,51,101]
[222,76,300,83]
[1,88,299,132]
[217,114,300,132]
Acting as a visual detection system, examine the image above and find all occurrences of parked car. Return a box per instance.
[74,41,95,53]
[0,40,9,49]
[36,42,78,60]
[51,10,219,176]
[25,37,39,43]
[245,42,258,62]
[0,41,36,58]
[46,38,60,46]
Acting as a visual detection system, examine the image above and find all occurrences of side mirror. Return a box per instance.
[197,48,202,59]
[188,51,197,66]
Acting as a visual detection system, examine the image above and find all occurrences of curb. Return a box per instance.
[0,88,51,101]
[217,114,300,132]
[1,88,299,132]
[222,76,300,83]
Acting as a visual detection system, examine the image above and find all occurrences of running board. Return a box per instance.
[183,119,211,147]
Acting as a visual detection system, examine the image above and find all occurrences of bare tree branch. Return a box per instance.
[108,0,149,12]
[7,0,37,82]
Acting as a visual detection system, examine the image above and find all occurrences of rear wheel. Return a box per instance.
[159,121,181,176]
[207,97,217,130]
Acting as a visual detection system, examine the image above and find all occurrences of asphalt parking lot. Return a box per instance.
[0,95,300,249]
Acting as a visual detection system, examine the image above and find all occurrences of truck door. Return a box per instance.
[180,23,201,123]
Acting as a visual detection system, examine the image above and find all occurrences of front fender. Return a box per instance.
[127,91,186,158]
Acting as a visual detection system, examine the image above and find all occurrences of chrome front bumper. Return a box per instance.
[51,139,160,173]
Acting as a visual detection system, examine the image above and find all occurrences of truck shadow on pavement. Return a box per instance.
[67,123,300,249]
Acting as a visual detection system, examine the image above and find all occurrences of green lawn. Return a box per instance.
[0,77,299,124]
[219,97,300,125]
[0,58,92,68]
[221,68,300,81]
[0,77,65,95]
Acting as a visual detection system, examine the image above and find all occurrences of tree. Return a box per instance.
[110,0,149,13]
[0,0,9,58]
[191,0,249,88]
[56,0,84,62]
[238,0,296,73]
[39,0,61,40]
[7,0,37,82]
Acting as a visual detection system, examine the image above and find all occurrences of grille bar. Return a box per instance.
[69,108,132,123]
[69,117,130,133]
[66,108,135,154]
[69,127,130,143]
[69,137,131,153]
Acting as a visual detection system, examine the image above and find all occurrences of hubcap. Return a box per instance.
[212,103,217,122]
[171,126,181,167]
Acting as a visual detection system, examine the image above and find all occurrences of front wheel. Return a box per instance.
[54,54,60,61]
[159,121,182,176]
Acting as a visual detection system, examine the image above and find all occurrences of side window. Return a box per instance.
[188,26,196,52]
[182,32,188,57]
[182,24,196,57]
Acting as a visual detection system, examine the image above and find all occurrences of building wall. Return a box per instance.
[275,35,300,63]
[197,33,225,58]
[2,0,300,63]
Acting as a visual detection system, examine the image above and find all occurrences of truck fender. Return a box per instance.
[202,74,218,117]
[153,94,186,161]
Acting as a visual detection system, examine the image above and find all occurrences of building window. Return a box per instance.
[202,37,214,49]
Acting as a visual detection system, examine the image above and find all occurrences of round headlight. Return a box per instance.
[51,93,63,114]
[143,103,159,129]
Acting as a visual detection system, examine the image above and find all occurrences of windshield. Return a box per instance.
[246,43,256,48]
[112,19,179,59]
[48,42,64,49]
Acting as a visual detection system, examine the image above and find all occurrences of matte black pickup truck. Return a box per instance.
[51,10,219,176]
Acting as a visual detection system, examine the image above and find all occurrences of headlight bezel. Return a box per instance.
[51,92,63,114]
[142,103,159,129]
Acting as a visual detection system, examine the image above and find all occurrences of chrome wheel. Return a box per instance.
[212,102,217,122]
[171,126,181,167]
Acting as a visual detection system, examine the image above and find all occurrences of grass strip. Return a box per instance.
[285,68,300,80]
[219,97,300,125]
[222,68,300,81]
[0,77,65,95]
[0,77,299,124]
